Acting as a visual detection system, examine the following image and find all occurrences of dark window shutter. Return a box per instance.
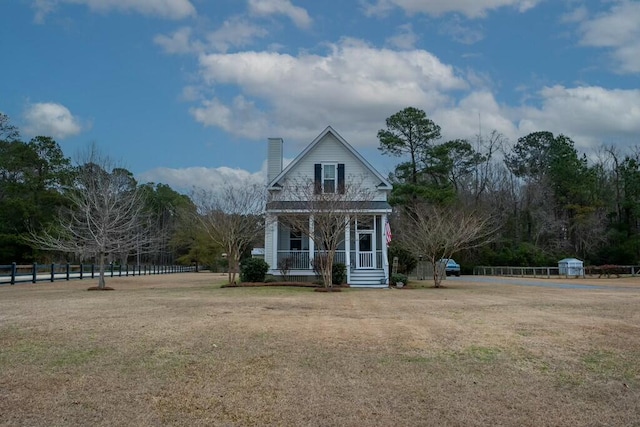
[337,163,345,194]
[314,163,322,194]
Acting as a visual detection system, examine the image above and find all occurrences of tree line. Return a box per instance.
[381,107,640,275]
[1,115,203,266]
[4,106,639,288]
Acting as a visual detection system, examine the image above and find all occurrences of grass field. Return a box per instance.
[1,274,639,426]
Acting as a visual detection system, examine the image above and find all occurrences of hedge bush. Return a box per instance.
[390,273,408,287]
[240,258,270,282]
[332,263,347,285]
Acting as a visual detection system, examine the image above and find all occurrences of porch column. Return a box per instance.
[308,215,314,269]
[345,215,351,284]
[381,213,389,285]
[372,215,377,269]
[272,216,278,270]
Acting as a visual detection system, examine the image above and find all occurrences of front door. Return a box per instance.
[356,231,374,269]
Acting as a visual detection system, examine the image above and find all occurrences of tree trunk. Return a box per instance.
[431,258,442,288]
[98,252,106,289]
[323,252,334,289]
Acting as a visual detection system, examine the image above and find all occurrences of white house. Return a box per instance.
[264,126,393,288]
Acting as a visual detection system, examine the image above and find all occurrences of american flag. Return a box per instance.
[385,218,392,246]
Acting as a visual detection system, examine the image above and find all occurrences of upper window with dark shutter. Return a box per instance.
[315,163,345,194]
[323,164,336,193]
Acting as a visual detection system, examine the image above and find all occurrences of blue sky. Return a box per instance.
[1,0,639,191]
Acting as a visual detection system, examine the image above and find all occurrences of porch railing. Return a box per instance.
[349,250,384,269]
[359,252,374,268]
[277,251,310,270]
[276,250,347,270]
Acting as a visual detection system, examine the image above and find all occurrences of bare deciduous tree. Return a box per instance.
[193,182,265,285]
[29,147,153,289]
[397,203,497,287]
[272,178,375,289]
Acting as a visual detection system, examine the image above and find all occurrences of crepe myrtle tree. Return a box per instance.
[193,181,266,285]
[272,177,375,289]
[396,202,497,288]
[29,146,155,289]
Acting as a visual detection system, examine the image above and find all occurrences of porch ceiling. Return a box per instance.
[266,200,391,212]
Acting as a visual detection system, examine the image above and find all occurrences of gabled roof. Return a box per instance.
[267,126,392,191]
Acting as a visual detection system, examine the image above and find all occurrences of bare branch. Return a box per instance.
[272,176,376,288]
[192,182,265,284]
[396,202,497,287]
[28,146,154,288]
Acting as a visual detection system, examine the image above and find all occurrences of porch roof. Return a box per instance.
[266,200,392,212]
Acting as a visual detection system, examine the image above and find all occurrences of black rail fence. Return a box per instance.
[0,263,196,285]
[473,265,640,278]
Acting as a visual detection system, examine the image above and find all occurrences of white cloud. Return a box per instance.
[190,96,271,139]
[363,0,540,19]
[432,91,519,142]
[385,24,418,50]
[518,85,640,148]
[138,165,266,193]
[561,5,588,24]
[155,18,268,55]
[154,27,202,54]
[439,16,484,44]
[23,102,84,139]
[138,155,298,193]
[139,156,296,193]
[32,0,196,22]
[248,0,312,29]
[206,17,269,53]
[192,38,467,145]
[577,1,640,74]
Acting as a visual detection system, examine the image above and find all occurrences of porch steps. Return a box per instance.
[349,269,388,288]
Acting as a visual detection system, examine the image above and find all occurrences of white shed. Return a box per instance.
[558,258,584,277]
[251,248,265,260]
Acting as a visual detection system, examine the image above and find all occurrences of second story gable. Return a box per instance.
[267,126,392,203]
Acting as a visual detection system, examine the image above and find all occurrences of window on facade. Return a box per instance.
[290,230,302,250]
[356,216,374,230]
[322,163,336,193]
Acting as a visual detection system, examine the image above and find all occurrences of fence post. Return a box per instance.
[80,264,84,280]
[10,262,16,285]
[66,263,70,281]
[110,263,113,277]
[32,263,37,283]
[132,264,135,277]
[91,263,95,279]
[119,264,122,277]
[50,263,55,282]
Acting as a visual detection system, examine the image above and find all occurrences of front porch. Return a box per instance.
[276,250,385,271]
[266,214,390,287]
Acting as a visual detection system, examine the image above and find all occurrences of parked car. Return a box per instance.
[440,258,461,276]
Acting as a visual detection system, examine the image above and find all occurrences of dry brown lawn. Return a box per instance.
[1,273,639,426]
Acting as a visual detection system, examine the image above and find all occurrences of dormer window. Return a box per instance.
[314,163,345,194]
[322,163,336,193]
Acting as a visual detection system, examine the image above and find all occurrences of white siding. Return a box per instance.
[264,214,274,269]
[277,133,388,201]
